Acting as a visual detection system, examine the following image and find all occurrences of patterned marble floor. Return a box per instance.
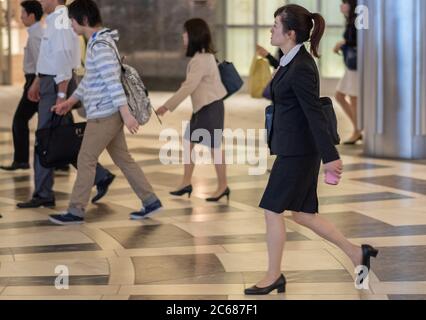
[0,88,425,300]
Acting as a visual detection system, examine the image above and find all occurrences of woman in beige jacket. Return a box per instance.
[156,18,229,202]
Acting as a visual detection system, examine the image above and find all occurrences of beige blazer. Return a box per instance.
[164,52,227,114]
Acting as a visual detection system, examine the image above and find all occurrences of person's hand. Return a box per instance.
[56,97,67,107]
[333,41,345,54]
[51,99,72,115]
[324,159,343,181]
[28,81,40,102]
[119,105,139,134]
[123,112,139,134]
[256,44,269,58]
[156,106,169,117]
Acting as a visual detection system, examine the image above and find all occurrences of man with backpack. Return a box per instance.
[49,0,162,225]
[17,0,116,210]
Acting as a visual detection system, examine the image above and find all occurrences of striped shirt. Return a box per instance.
[72,29,127,120]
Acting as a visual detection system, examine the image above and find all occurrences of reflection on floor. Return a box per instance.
[0,90,425,300]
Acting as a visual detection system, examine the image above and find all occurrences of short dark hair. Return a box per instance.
[68,0,102,27]
[20,0,43,22]
[184,18,216,58]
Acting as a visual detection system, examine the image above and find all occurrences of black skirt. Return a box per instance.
[184,99,224,149]
[259,154,322,214]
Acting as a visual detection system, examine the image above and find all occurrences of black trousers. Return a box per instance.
[12,74,39,164]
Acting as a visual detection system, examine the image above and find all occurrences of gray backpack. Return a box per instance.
[91,40,161,125]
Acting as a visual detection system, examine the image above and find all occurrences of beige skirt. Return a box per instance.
[336,68,358,97]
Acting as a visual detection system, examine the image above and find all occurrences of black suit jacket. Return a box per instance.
[268,46,340,164]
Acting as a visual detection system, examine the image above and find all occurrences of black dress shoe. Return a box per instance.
[92,173,116,203]
[206,187,231,202]
[170,185,193,198]
[245,275,286,295]
[17,197,56,209]
[0,162,30,171]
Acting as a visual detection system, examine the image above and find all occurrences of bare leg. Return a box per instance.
[210,149,228,198]
[256,210,287,288]
[349,96,362,138]
[335,92,356,129]
[292,212,362,266]
[178,143,195,189]
[335,92,361,141]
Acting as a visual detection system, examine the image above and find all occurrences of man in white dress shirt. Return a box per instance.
[18,0,115,209]
[0,1,43,172]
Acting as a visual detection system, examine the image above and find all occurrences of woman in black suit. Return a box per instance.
[245,4,378,295]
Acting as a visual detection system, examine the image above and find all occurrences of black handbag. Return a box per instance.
[218,61,244,99]
[342,44,357,71]
[35,115,86,168]
[320,97,341,145]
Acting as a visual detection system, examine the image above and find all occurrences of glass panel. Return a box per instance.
[214,27,226,62]
[258,0,286,26]
[226,28,255,76]
[257,27,279,60]
[288,0,317,12]
[320,27,345,78]
[215,0,226,25]
[227,0,255,25]
[321,0,345,26]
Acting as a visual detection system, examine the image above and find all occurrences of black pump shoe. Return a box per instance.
[361,244,379,272]
[244,275,286,295]
[356,244,379,284]
[206,187,230,202]
[170,185,193,198]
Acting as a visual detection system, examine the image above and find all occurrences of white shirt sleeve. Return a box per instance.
[52,29,81,84]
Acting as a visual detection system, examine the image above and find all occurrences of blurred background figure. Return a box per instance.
[334,0,361,145]
[0,1,43,172]
[156,18,230,202]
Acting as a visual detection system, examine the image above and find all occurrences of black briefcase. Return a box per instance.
[35,116,86,168]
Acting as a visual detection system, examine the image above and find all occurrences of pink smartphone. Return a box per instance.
[325,171,340,185]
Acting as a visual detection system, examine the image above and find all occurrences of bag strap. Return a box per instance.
[90,39,125,73]
[90,38,163,126]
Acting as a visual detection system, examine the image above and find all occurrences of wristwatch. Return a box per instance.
[57,92,66,99]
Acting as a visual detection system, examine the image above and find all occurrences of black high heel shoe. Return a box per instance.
[357,244,379,284]
[361,244,379,272]
[206,187,230,202]
[170,185,193,198]
[244,275,286,295]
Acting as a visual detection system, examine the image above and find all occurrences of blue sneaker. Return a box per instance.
[49,213,84,225]
[130,200,163,220]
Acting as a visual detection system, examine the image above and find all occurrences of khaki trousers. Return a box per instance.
[68,112,156,216]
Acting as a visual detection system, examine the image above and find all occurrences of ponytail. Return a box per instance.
[310,13,325,58]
